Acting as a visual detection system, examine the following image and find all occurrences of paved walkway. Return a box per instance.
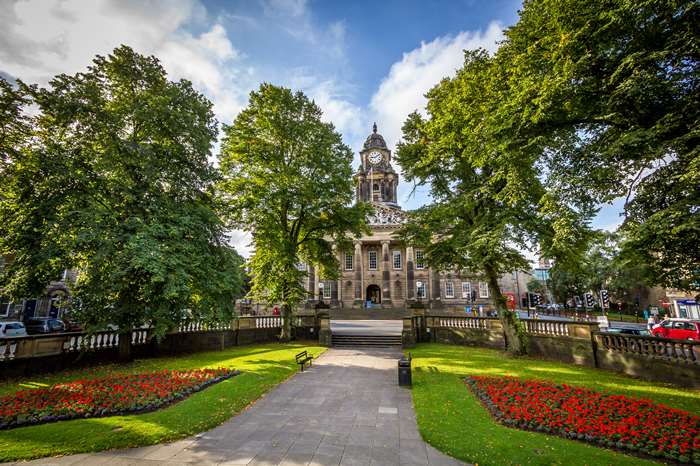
[21,348,462,466]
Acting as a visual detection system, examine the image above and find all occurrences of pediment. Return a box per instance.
[367,203,407,226]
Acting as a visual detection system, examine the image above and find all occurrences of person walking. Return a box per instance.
[647,314,656,331]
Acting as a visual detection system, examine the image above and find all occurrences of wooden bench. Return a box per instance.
[295,350,313,372]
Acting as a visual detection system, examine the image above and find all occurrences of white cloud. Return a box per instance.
[0,0,246,122]
[370,21,505,150]
[369,21,505,208]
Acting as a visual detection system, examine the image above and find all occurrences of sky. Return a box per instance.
[0,0,626,257]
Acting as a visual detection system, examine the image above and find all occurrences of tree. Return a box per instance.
[526,278,547,297]
[395,50,591,355]
[0,46,245,360]
[499,0,699,292]
[219,84,370,340]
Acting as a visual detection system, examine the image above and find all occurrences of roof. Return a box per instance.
[363,122,388,150]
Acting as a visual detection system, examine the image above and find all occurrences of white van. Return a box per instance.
[0,321,28,338]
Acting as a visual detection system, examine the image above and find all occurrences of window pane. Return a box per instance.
[445,281,454,298]
[416,282,426,298]
[369,251,377,270]
[479,282,489,298]
[462,282,471,299]
[345,252,353,270]
[415,250,424,269]
[393,251,401,269]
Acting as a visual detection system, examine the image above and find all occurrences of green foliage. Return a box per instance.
[500,0,699,292]
[0,46,245,340]
[395,50,591,354]
[219,84,370,337]
[410,344,700,466]
[526,278,547,296]
[0,343,326,462]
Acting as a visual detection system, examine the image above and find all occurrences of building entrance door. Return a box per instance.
[366,285,381,305]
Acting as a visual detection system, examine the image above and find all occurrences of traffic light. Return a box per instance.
[584,292,594,308]
[600,289,609,309]
[533,294,542,305]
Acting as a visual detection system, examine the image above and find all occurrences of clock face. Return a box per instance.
[368,151,382,165]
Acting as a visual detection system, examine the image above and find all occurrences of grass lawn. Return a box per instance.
[0,342,325,462]
[409,343,700,466]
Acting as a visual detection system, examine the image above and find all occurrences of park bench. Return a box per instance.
[295,350,313,372]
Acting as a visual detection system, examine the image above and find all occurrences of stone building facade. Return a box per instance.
[303,124,496,312]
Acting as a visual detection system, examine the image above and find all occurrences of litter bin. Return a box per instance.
[398,353,412,386]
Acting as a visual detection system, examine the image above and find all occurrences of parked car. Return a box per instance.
[651,318,700,341]
[0,321,28,338]
[62,319,83,332]
[25,318,66,335]
[603,327,650,337]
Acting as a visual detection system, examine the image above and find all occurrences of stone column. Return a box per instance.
[381,240,392,304]
[354,241,363,303]
[406,246,415,300]
[431,269,443,309]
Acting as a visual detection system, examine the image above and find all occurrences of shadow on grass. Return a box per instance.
[410,343,700,413]
[0,343,326,462]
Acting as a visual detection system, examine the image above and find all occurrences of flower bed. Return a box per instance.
[0,368,239,429]
[466,375,700,463]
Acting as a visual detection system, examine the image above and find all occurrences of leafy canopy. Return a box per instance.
[219,84,369,320]
[0,46,245,336]
[500,0,699,291]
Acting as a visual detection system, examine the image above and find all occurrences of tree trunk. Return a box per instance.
[485,264,527,355]
[279,303,292,342]
[118,331,133,362]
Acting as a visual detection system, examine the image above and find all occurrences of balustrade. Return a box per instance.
[523,319,571,337]
[598,333,698,364]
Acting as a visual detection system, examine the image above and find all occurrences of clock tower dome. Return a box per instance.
[355,123,398,206]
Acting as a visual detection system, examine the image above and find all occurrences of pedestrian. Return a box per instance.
[647,314,656,331]
[273,305,280,316]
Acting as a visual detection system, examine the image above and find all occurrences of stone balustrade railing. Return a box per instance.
[0,315,317,362]
[431,316,491,330]
[523,319,571,337]
[596,332,699,365]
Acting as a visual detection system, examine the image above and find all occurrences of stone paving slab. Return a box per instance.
[19,348,463,466]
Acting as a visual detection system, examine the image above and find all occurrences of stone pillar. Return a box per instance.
[431,269,442,308]
[381,240,392,304]
[354,241,363,303]
[406,246,415,300]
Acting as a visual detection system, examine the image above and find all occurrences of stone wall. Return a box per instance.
[407,314,700,388]
[0,316,319,379]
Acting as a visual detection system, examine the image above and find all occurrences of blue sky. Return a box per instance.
[0,0,625,255]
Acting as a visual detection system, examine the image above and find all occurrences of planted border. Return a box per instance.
[0,368,239,429]
[466,375,700,463]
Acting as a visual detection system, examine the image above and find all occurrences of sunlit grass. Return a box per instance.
[0,342,325,462]
[409,343,700,466]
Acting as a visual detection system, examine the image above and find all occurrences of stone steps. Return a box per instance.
[329,308,411,320]
[331,334,402,347]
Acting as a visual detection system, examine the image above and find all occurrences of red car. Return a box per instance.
[651,318,700,341]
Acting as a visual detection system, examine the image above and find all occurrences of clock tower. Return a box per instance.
[355,123,398,206]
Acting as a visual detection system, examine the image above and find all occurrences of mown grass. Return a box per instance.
[0,342,325,462]
[409,343,700,466]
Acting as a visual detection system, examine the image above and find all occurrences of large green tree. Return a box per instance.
[219,84,369,340]
[396,50,591,355]
[500,0,699,291]
[0,46,245,359]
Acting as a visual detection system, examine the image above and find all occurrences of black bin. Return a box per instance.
[398,353,412,386]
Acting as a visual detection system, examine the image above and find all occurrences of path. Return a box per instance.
[21,348,463,466]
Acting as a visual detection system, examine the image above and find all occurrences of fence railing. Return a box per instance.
[522,319,571,337]
[431,316,491,329]
[596,332,699,365]
[0,315,318,362]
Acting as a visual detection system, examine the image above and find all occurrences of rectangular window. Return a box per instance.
[392,250,402,269]
[368,250,377,270]
[344,252,353,270]
[415,250,425,269]
[479,282,490,298]
[445,281,454,298]
[462,282,472,300]
[416,282,426,299]
[322,282,332,299]
[296,262,307,271]
[0,297,9,317]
